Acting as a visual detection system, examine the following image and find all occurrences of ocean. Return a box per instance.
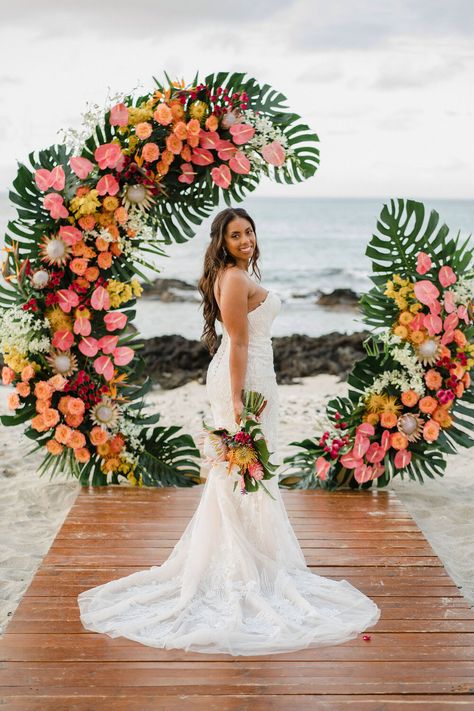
[1,193,472,339]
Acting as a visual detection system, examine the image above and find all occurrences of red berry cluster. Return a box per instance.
[319,412,350,459]
[178,84,249,115]
[62,370,108,408]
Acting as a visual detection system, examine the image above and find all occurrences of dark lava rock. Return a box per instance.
[141,277,199,303]
[315,288,361,307]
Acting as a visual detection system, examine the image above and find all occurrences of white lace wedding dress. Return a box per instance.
[77,288,381,655]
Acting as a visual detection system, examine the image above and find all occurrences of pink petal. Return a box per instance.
[394,449,412,469]
[423,313,443,336]
[429,299,441,315]
[43,193,69,219]
[57,289,79,313]
[261,140,286,166]
[51,330,75,351]
[97,335,119,354]
[190,147,214,166]
[59,225,82,246]
[35,168,53,192]
[96,174,120,196]
[229,151,251,175]
[416,251,432,275]
[457,305,469,324]
[315,456,330,480]
[70,156,94,179]
[198,130,221,150]
[216,140,237,161]
[178,163,196,185]
[413,279,440,306]
[441,330,455,345]
[229,122,255,145]
[73,317,91,337]
[365,443,385,464]
[340,451,363,469]
[210,164,232,189]
[94,143,123,170]
[91,286,110,311]
[439,265,457,288]
[78,337,99,357]
[112,346,134,366]
[353,435,370,460]
[50,165,65,191]
[444,291,456,313]
[381,430,391,452]
[104,311,128,332]
[109,102,129,126]
[354,463,372,484]
[356,422,375,437]
[444,313,459,332]
[93,355,114,381]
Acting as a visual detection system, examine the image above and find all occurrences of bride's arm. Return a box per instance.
[219,269,249,423]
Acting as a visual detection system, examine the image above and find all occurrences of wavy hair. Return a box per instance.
[198,207,261,355]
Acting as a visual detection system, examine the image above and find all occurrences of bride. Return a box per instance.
[77,206,381,655]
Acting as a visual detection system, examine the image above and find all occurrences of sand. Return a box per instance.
[1,374,473,636]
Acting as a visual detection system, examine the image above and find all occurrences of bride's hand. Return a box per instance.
[233,398,245,425]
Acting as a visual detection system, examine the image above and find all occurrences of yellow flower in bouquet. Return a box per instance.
[70,189,101,218]
[3,346,29,373]
[226,444,258,471]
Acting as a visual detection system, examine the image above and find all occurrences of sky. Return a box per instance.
[0,0,473,200]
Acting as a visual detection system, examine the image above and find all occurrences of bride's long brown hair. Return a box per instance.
[198,207,261,355]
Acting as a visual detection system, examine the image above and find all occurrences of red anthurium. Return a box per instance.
[261,140,286,166]
[113,346,134,366]
[34,165,65,192]
[43,193,68,219]
[94,143,123,170]
[423,313,442,336]
[353,435,370,460]
[57,289,80,313]
[91,286,110,311]
[216,140,237,161]
[315,456,330,480]
[97,335,119,354]
[78,337,99,357]
[438,265,457,288]
[199,130,221,150]
[394,449,412,469]
[229,151,251,174]
[109,102,129,126]
[96,174,120,196]
[211,164,231,189]
[444,291,456,313]
[52,330,75,351]
[178,163,196,184]
[73,317,91,337]
[59,225,83,246]
[339,450,363,469]
[190,147,214,166]
[414,279,440,306]
[93,355,114,381]
[104,311,128,332]
[69,156,94,179]
[229,123,255,145]
[356,422,375,437]
[416,251,432,275]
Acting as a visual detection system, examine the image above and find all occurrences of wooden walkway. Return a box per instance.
[1,486,474,709]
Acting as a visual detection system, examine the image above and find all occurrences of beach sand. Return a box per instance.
[1,374,473,636]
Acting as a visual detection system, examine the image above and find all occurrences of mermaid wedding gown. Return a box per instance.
[77,288,381,655]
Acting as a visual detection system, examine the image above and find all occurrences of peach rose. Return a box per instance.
[153,103,173,125]
[418,396,438,414]
[58,396,71,415]
[114,207,128,224]
[16,382,31,397]
[155,161,169,176]
[68,430,86,449]
[380,411,398,428]
[48,374,67,391]
[107,224,119,240]
[109,434,125,454]
[65,413,84,428]
[401,389,419,407]
[95,236,109,252]
[34,381,52,400]
[432,407,452,427]
[180,145,192,162]
[69,258,88,276]
[423,420,440,442]
[110,242,122,257]
[187,118,200,137]
[390,432,409,450]
[455,381,465,398]
[166,134,183,155]
[8,393,20,410]
[85,266,100,282]
[97,251,113,270]
[453,329,467,348]
[205,115,219,132]
[90,426,109,446]
[31,414,46,431]
[67,397,85,417]
[424,369,442,390]
[74,447,91,463]
[462,372,471,388]
[102,457,120,472]
[21,364,35,382]
[170,101,185,121]
[46,439,63,456]
[78,215,96,231]
[2,366,15,385]
[364,412,379,426]
[41,408,60,429]
[55,424,72,445]
[142,142,160,162]
[96,442,110,457]
[135,121,153,139]
[36,398,51,414]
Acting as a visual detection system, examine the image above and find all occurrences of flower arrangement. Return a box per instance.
[281,199,474,490]
[198,390,279,499]
[0,71,319,486]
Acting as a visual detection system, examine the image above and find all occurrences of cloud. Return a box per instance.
[373,55,469,90]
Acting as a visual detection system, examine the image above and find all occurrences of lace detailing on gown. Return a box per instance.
[77,288,381,655]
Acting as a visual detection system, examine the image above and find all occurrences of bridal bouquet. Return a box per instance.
[199,390,278,499]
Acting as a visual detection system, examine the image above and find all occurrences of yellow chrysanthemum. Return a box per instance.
[102,196,119,212]
[3,347,30,373]
[393,324,408,339]
[128,105,153,125]
[379,394,403,416]
[131,278,143,297]
[399,311,415,326]
[364,393,387,414]
[70,189,101,218]
[45,306,73,333]
[227,445,257,468]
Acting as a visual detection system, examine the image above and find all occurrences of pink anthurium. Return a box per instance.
[109,102,129,126]
[423,313,442,336]
[34,165,65,192]
[113,346,134,366]
[43,193,69,219]
[354,463,372,484]
[353,435,370,460]
[93,355,114,381]
[438,265,457,288]
[416,251,432,275]
[339,450,363,469]
[104,311,128,332]
[96,174,120,196]
[261,140,286,166]
[394,449,412,469]
[94,143,123,170]
[429,299,441,315]
[381,430,391,452]
[441,330,455,345]
[216,140,237,161]
[69,156,94,179]
[372,463,385,479]
[78,337,99,357]
[59,225,82,246]
[52,330,75,351]
[365,442,386,464]
[57,289,80,313]
[190,147,214,166]
[97,335,119,354]
[457,305,469,324]
[211,164,232,189]
[229,151,251,174]
[73,317,91,337]
[198,130,221,150]
[356,422,375,437]
[229,123,255,145]
[91,286,110,311]
[315,456,330,480]
[444,312,459,332]
[413,279,440,306]
[178,163,196,185]
[444,291,456,313]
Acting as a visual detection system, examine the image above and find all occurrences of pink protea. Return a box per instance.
[248,461,264,480]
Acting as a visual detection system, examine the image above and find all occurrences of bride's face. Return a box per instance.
[224,217,256,267]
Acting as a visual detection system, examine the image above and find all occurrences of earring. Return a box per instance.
[223,247,228,258]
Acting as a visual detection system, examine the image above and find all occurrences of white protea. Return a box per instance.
[122,183,155,212]
[40,235,71,266]
[90,396,121,430]
[30,269,50,289]
[45,349,78,376]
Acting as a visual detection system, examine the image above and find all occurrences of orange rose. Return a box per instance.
[380,411,397,428]
[398,311,414,326]
[453,329,467,348]
[58,396,71,415]
[205,114,219,131]
[68,430,86,450]
[401,389,419,407]
[2,366,15,385]
[96,442,110,457]
[85,266,100,282]
[114,207,128,224]
[78,215,96,231]
[161,149,175,166]
[462,372,471,388]
[393,325,408,339]
[95,236,109,252]
[31,414,46,431]
[46,439,63,456]
[418,396,438,414]
[423,420,440,442]
[180,145,192,162]
[65,413,84,428]
[75,186,90,197]
[109,434,125,454]
[97,251,113,270]
[8,393,20,410]
[135,121,153,139]
[424,369,442,390]
[74,447,91,463]
[452,363,465,380]
[410,330,426,345]
[156,161,169,176]
[42,408,60,429]
[432,406,449,424]
[187,134,200,148]
[173,121,188,140]
[36,398,51,414]
[186,118,200,137]
[110,242,122,257]
[170,102,185,121]
[72,241,86,257]
[55,424,72,444]
[153,103,173,125]
[455,381,465,398]
[102,457,120,473]
[21,364,35,382]
[364,412,379,426]
[390,432,409,450]
[67,397,85,417]
[16,382,30,397]
[69,258,88,276]
[35,381,52,400]
[90,426,109,446]
[142,142,160,162]
[107,224,119,240]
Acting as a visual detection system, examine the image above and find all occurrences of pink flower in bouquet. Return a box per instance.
[423,312,442,336]
[2,366,15,385]
[190,147,214,166]
[216,140,237,161]
[315,456,331,480]
[154,103,173,125]
[52,330,75,352]
[229,151,251,174]
[428,298,441,315]
[59,225,82,246]
[93,355,114,381]
[457,304,469,324]
[104,311,128,332]
[69,157,94,179]
[354,463,373,484]
[8,393,20,410]
[416,251,432,275]
[94,143,123,170]
[365,442,385,464]
[96,174,120,196]
[178,163,196,185]
[414,279,440,306]
[234,431,252,445]
[444,312,459,332]
[353,434,370,459]
[142,142,160,162]
[57,289,80,313]
[356,422,375,437]
[340,450,363,469]
[261,140,286,166]
[444,291,456,313]
[394,449,412,469]
[229,123,255,145]
[211,164,231,189]
[35,165,65,192]
[91,286,110,311]
[135,122,153,140]
[78,337,99,357]
[199,130,221,150]
[248,461,264,480]
[97,335,119,354]
[109,102,129,126]
[439,265,457,288]
[43,193,68,219]
[112,346,134,366]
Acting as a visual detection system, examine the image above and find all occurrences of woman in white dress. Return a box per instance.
[77,206,381,655]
